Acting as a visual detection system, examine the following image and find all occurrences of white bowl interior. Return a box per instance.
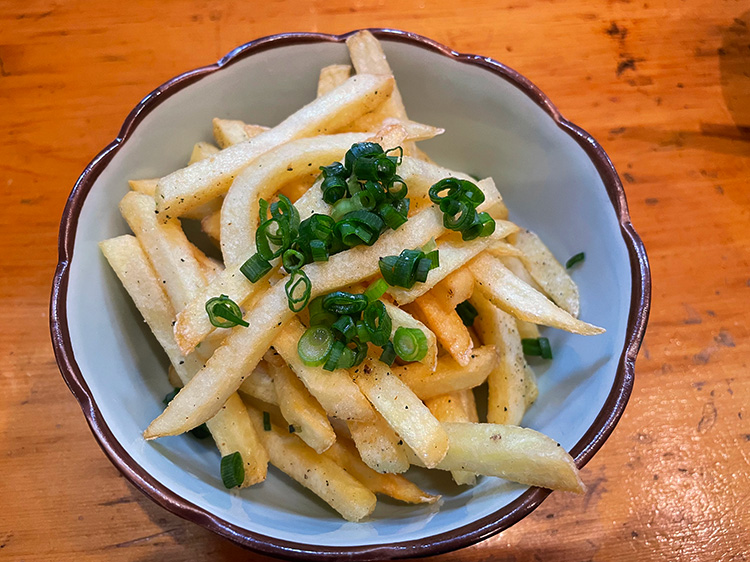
[66,37,631,547]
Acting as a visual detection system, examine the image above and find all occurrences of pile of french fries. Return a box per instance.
[101,31,604,522]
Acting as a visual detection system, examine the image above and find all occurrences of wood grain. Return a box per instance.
[2,0,749,560]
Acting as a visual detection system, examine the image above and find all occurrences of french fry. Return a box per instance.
[516,318,541,340]
[155,74,394,218]
[471,294,528,425]
[353,359,449,469]
[409,292,473,367]
[200,210,221,244]
[524,364,539,409]
[99,235,268,486]
[469,253,604,335]
[247,406,377,522]
[212,118,270,148]
[323,437,438,503]
[191,246,223,281]
[273,319,374,421]
[346,414,410,474]
[486,240,523,259]
[382,301,438,371]
[387,220,519,305]
[167,364,182,389]
[428,268,474,310]
[146,207,447,438]
[238,361,278,405]
[346,31,409,136]
[513,229,581,318]
[188,141,220,165]
[425,391,478,485]
[118,191,206,311]
[317,64,352,97]
[128,178,158,195]
[264,351,336,454]
[501,255,543,293]
[413,423,586,493]
[392,346,496,400]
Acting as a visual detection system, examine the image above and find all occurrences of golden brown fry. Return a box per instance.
[424,391,478,485]
[128,178,158,195]
[346,414,410,474]
[118,191,206,311]
[392,346,496,400]
[265,351,336,454]
[471,294,528,425]
[429,267,474,310]
[188,141,220,165]
[410,292,473,367]
[238,361,278,405]
[353,359,449,469]
[247,406,377,522]
[469,253,604,335]
[317,64,352,97]
[323,437,438,503]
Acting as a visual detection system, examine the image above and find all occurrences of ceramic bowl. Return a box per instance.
[51,29,650,560]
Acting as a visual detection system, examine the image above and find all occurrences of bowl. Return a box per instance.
[50,29,650,560]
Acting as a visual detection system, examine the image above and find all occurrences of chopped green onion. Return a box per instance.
[566,252,585,269]
[428,177,463,204]
[393,327,428,362]
[308,296,337,326]
[331,197,359,222]
[386,175,408,199]
[352,189,378,211]
[297,326,335,366]
[190,424,211,439]
[323,340,345,371]
[522,337,553,359]
[455,300,478,327]
[364,279,389,302]
[344,142,384,172]
[461,211,496,241]
[353,154,397,182]
[377,202,408,230]
[322,291,369,315]
[421,238,437,253]
[282,248,306,273]
[163,388,179,406]
[334,210,384,247]
[379,248,438,289]
[256,217,292,260]
[319,161,346,178]
[379,341,397,366]
[285,270,312,312]
[362,300,392,347]
[332,315,357,342]
[205,295,249,328]
[442,198,477,231]
[240,253,272,283]
[309,239,328,262]
[270,194,300,231]
[220,452,244,488]
[263,411,271,431]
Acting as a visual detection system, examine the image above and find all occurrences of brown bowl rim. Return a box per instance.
[50,28,651,561]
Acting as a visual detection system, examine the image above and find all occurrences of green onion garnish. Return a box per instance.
[309,239,329,262]
[308,295,338,326]
[361,300,392,346]
[205,295,249,328]
[334,210,384,247]
[344,142,384,172]
[363,279,389,302]
[297,326,335,366]
[322,291,369,315]
[285,270,312,312]
[323,340,346,371]
[566,252,585,269]
[282,248,305,273]
[379,341,397,366]
[379,248,439,289]
[321,174,348,204]
[522,337,553,359]
[428,177,495,241]
[240,253,272,283]
[455,300,479,327]
[332,314,357,342]
[393,327,429,362]
[378,202,408,230]
[220,451,244,488]
[263,411,271,431]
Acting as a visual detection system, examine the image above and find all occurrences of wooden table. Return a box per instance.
[3,0,749,559]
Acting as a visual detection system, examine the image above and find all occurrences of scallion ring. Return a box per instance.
[322,291,369,315]
[205,295,249,328]
[393,327,429,362]
[297,326,335,366]
[220,452,244,488]
[285,270,312,312]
